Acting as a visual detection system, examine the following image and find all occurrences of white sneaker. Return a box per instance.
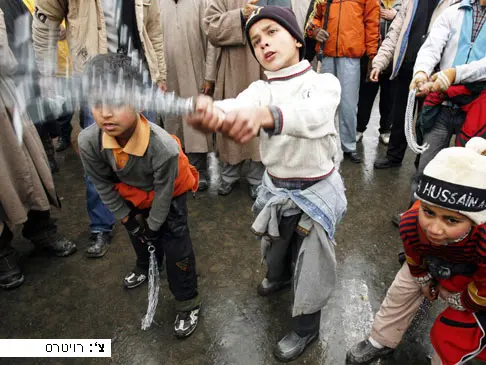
[379,133,390,145]
[356,132,364,143]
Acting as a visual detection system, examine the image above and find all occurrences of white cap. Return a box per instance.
[415,137,486,225]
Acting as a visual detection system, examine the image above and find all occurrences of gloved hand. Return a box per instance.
[409,71,429,91]
[430,68,456,93]
[312,28,330,43]
[410,71,431,97]
[141,226,160,245]
[122,214,142,236]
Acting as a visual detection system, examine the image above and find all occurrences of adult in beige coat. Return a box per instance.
[160,0,218,191]
[32,0,167,257]
[204,0,264,199]
[0,9,76,290]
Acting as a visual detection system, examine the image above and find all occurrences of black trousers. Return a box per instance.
[126,193,198,305]
[385,68,416,163]
[265,214,321,336]
[357,57,392,134]
[0,210,55,272]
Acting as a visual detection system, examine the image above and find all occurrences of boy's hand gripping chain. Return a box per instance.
[404,88,430,154]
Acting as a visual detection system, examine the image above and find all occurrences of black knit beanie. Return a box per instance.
[245,6,306,61]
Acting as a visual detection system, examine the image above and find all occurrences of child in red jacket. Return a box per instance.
[347,137,486,365]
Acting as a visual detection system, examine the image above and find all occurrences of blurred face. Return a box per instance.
[418,202,473,245]
[91,103,138,141]
[249,19,301,72]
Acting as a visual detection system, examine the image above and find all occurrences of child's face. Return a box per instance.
[418,202,473,245]
[249,19,301,72]
[91,103,139,139]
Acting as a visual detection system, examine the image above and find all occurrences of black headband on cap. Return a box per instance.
[245,6,306,61]
[416,175,486,212]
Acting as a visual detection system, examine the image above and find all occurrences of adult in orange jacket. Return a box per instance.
[306,0,380,163]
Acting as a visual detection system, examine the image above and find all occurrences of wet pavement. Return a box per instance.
[1,105,483,365]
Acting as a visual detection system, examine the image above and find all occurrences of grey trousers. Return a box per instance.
[410,106,465,201]
[221,160,264,186]
[266,214,321,336]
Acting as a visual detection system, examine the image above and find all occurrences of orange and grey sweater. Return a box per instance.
[401,205,486,312]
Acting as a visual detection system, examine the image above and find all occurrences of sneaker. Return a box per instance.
[0,257,25,290]
[346,339,393,364]
[55,138,71,152]
[218,180,235,196]
[274,330,318,362]
[356,132,364,143]
[379,133,391,145]
[85,232,112,258]
[123,268,147,289]
[174,305,201,338]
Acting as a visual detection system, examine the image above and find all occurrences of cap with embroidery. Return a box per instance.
[415,137,486,225]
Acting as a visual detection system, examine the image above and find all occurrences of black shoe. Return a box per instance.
[257,278,291,297]
[198,176,209,192]
[346,339,393,364]
[248,184,259,200]
[343,151,362,164]
[273,330,318,362]
[30,233,77,257]
[174,305,201,338]
[85,232,112,258]
[0,261,24,290]
[218,180,235,196]
[123,268,147,289]
[55,138,71,152]
[373,157,402,169]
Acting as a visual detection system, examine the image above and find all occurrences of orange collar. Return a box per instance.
[102,114,151,156]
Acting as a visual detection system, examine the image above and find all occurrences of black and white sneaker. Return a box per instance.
[174,305,201,338]
[123,269,147,289]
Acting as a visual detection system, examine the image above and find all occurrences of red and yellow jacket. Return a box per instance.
[305,0,380,59]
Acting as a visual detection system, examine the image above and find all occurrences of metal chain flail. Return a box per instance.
[404,88,429,154]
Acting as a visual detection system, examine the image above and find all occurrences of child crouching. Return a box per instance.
[78,53,201,338]
[185,6,347,361]
[347,137,486,365]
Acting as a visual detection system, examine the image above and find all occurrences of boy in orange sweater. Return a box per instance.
[78,53,201,338]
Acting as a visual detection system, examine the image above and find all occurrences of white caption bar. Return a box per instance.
[0,339,111,357]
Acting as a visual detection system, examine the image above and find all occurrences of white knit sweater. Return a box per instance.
[215,60,341,180]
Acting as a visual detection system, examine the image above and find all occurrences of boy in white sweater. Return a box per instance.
[186,6,346,362]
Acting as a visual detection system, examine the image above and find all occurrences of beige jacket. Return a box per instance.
[203,0,262,164]
[372,0,455,79]
[0,9,59,228]
[32,0,167,83]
